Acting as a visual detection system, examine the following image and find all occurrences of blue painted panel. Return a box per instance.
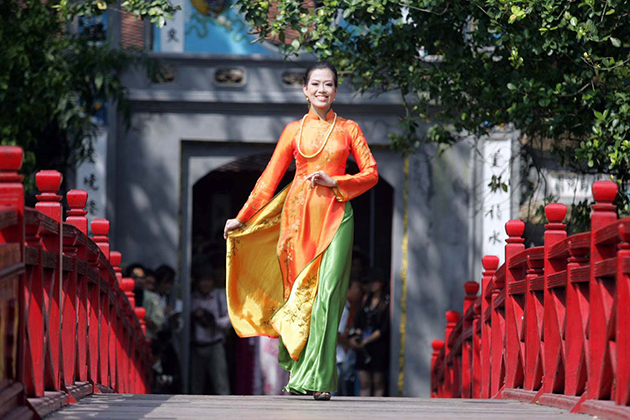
[154,0,273,55]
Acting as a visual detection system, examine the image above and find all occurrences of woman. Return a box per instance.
[223,62,378,400]
[351,271,389,396]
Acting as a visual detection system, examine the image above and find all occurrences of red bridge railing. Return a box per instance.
[0,146,151,419]
[431,180,630,419]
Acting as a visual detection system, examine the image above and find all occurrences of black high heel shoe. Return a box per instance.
[313,392,331,401]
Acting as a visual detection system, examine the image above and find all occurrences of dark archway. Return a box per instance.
[191,153,394,395]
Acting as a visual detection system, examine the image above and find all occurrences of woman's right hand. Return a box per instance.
[224,218,244,239]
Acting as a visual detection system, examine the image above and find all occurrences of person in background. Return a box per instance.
[143,272,165,341]
[125,263,146,307]
[151,264,182,394]
[351,269,389,397]
[144,268,157,292]
[155,264,176,313]
[336,277,363,396]
[190,258,231,395]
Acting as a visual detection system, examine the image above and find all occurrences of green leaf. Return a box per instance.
[610,37,621,47]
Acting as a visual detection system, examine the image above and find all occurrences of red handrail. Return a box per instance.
[0,146,151,419]
[431,180,630,419]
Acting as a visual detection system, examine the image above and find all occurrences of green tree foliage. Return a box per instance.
[56,0,179,28]
[0,0,170,191]
[235,0,630,219]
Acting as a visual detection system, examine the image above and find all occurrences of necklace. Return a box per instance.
[296,112,337,159]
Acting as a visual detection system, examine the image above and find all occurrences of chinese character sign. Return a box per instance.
[76,129,107,220]
[482,138,512,265]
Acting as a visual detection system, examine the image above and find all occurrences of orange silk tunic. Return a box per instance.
[228,108,378,359]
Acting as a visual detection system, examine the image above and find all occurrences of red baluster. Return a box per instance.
[35,170,63,392]
[121,277,136,394]
[504,220,526,392]
[472,302,482,398]
[461,281,479,398]
[91,219,111,389]
[0,147,28,408]
[60,206,81,396]
[0,148,42,398]
[524,247,544,392]
[443,310,460,398]
[110,251,124,393]
[431,340,445,398]
[134,306,147,393]
[480,255,499,398]
[617,219,630,406]
[122,277,136,309]
[588,180,618,400]
[564,232,590,397]
[0,146,25,245]
[541,203,567,396]
[86,246,100,389]
[136,306,147,336]
[490,262,506,397]
[66,190,89,383]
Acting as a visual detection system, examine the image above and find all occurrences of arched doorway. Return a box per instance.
[190,152,394,394]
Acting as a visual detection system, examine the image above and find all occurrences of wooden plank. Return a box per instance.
[47,394,592,420]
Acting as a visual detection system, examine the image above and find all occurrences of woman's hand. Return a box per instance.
[224,218,244,239]
[305,170,337,188]
[349,336,363,349]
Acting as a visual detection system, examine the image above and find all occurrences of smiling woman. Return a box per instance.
[224,62,379,401]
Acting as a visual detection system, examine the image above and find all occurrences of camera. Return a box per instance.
[347,328,371,365]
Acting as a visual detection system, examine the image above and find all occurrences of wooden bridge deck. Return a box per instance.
[47,394,593,419]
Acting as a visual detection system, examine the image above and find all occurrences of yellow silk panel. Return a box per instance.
[226,186,289,338]
[270,254,322,360]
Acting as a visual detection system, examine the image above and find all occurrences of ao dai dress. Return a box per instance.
[226,108,378,393]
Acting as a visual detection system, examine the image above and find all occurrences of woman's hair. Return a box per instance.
[303,61,338,87]
[155,264,176,285]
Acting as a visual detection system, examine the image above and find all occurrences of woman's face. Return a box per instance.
[369,279,384,294]
[302,68,337,112]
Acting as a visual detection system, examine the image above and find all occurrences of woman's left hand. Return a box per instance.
[305,170,336,188]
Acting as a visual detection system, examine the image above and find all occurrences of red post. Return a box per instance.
[490,266,506,397]
[588,180,618,400]
[35,170,63,392]
[121,277,136,393]
[60,217,80,392]
[110,251,124,393]
[66,190,89,383]
[91,219,111,389]
[504,220,526,390]
[431,340,445,398]
[617,219,630,406]
[0,147,26,403]
[524,248,544,391]
[480,255,499,398]
[443,310,460,398]
[541,203,567,395]
[134,306,147,393]
[461,281,480,398]
[564,233,590,397]
[472,302,482,398]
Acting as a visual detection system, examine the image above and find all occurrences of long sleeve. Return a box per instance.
[331,121,378,202]
[236,123,296,223]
